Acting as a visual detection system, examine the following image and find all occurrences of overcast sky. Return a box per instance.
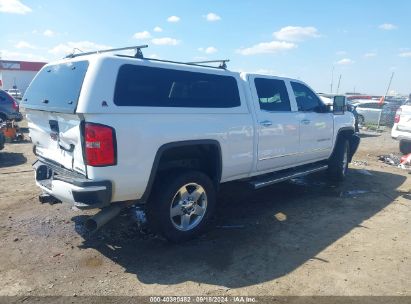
[0,0,410,95]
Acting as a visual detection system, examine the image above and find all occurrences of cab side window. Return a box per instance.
[254,78,291,112]
[291,81,323,112]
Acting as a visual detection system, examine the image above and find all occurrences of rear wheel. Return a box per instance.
[328,138,349,181]
[146,170,216,242]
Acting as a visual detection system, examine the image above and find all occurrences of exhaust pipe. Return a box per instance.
[84,204,125,233]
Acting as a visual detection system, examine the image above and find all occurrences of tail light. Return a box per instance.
[12,100,19,111]
[84,122,116,166]
[5,93,19,111]
[394,108,402,124]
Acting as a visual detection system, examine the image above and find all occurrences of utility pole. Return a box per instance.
[336,74,342,94]
[384,72,395,98]
[377,72,395,129]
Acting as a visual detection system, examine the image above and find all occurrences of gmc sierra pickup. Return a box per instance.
[22,46,359,242]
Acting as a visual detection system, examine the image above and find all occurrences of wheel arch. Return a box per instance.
[140,139,222,203]
[331,127,357,162]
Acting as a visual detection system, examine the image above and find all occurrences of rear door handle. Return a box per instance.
[301,119,311,125]
[260,120,272,127]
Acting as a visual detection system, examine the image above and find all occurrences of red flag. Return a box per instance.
[378,96,384,105]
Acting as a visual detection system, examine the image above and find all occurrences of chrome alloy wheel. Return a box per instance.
[169,183,207,231]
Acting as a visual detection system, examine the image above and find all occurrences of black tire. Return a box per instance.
[146,170,216,243]
[357,115,365,125]
[399,140,411,154]
[328,138,349,181]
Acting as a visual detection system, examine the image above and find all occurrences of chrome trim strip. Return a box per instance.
[259,148,330,161]
[259,152,300,160]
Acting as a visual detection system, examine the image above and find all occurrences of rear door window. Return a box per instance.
[254,78,291,112]
[22,61,89,113]
[114,64,241,108]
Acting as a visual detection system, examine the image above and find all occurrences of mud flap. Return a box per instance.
[349,134,360,162]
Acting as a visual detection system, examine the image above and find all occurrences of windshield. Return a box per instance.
[22,60,88,113]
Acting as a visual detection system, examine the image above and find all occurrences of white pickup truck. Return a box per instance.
[391,97,411,153]
[22,47,359,242]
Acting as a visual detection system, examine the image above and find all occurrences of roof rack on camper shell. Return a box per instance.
[64,45,230,70]
[186,60,230,69]
[64,45,149,59]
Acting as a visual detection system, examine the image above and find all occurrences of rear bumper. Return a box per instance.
[33,160,112,209]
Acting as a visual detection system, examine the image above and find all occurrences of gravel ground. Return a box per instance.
[0,129,410,296]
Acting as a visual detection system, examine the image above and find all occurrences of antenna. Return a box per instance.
[65,45,148,59]
[336,74,342,94]
[186,59,230,69]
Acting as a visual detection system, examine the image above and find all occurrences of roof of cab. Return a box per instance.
[241,72,297,82]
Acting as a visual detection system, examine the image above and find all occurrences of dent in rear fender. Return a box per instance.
[139,140,223,203]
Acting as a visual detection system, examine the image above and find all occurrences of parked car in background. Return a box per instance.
[5,88,23,100]
[392,99,411,154]
[381,102,403,127]
[353,101,382,125]
[352,101,398,126]
[0,89,23,123]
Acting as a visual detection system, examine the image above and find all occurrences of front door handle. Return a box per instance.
[260,120,272,127]
[301,119,311,125]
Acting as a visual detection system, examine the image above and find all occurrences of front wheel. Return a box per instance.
[328,139,349,181]
[146,170,216,243]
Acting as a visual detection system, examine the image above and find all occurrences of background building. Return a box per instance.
[0,60,46,94]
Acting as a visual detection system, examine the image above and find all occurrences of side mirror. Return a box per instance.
[333,95,346,115]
